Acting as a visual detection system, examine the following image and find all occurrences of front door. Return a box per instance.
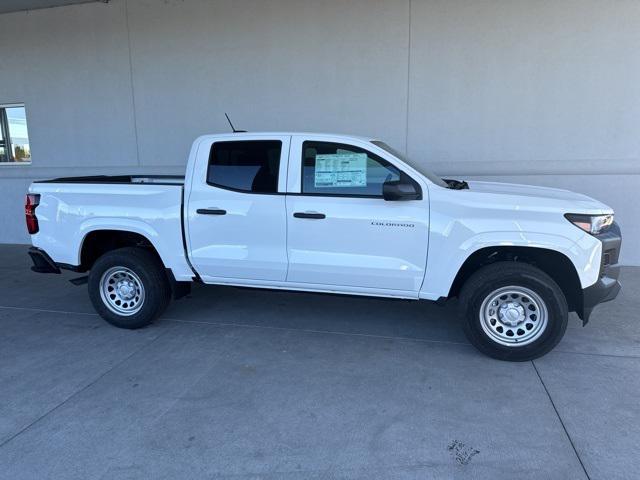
[285,136,429,294]
[186,135,290,282]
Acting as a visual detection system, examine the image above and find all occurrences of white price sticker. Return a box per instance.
[314,153,367,188]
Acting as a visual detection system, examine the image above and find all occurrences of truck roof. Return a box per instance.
[198,132,376,142]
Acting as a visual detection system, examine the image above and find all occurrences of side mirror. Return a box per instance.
[383,179,420,201]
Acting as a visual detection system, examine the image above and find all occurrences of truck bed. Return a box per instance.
[28,178,194,280]
[34,175,185,185]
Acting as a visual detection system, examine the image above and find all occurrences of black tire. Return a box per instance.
[88,247,171,329]
[459,262,568,361]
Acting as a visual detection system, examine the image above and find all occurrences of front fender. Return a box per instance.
[419,230,602,300]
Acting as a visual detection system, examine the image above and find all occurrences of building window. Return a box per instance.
[0,104,31,164]
[207,140,282,193]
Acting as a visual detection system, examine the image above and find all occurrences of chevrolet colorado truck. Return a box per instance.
[26,132,622,361]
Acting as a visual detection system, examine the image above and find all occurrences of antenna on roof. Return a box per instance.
[224,113,247,133]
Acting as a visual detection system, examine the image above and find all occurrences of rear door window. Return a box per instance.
[207,140,282,193]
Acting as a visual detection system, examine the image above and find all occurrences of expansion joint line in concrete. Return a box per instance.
[531,360,591,480]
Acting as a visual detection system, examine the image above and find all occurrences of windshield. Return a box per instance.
[371,141,449,188]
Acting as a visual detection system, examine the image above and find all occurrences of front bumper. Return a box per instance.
[578,222,622,323]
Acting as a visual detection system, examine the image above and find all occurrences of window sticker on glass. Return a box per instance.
[314,153,367,188]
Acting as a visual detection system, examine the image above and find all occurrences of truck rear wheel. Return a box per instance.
[88,247,171,329]
[459,262,568,361]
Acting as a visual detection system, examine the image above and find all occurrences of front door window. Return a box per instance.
[301,141,401,197]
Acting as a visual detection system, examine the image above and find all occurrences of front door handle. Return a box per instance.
[293,212,326,219]
[197,208,227,215]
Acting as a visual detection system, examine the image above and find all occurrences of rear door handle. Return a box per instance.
[197,208,227,215]
[293,212,326,219]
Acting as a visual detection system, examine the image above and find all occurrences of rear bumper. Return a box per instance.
[578,222,622,323]
[28,247,61,274]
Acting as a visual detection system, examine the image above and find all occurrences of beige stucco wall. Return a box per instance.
[1,0,638,263]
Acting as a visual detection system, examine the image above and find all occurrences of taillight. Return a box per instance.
[25,194,40,234]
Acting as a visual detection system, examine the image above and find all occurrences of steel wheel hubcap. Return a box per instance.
[480,286,548,346]
[99,267,145,316]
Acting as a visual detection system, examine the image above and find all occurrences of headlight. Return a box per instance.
[565,213,614,235]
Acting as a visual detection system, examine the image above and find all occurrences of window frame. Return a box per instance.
[298,140,421,199]
[0,103,31,166]
[205,139,284,195]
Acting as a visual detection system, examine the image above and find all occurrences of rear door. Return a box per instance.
[186,135,290,282]
[285,136,429,294]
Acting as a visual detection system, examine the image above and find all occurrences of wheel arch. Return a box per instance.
[78,229,164,272]
[448,246,583,313]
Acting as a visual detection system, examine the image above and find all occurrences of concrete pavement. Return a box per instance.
[0,244,638,479]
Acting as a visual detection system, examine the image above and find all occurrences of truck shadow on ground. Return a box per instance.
[163,282,469,346]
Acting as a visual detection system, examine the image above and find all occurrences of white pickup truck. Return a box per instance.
[26,132,622,361]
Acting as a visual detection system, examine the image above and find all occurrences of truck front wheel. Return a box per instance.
[88,247,171,329]
[459,262,568,361]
